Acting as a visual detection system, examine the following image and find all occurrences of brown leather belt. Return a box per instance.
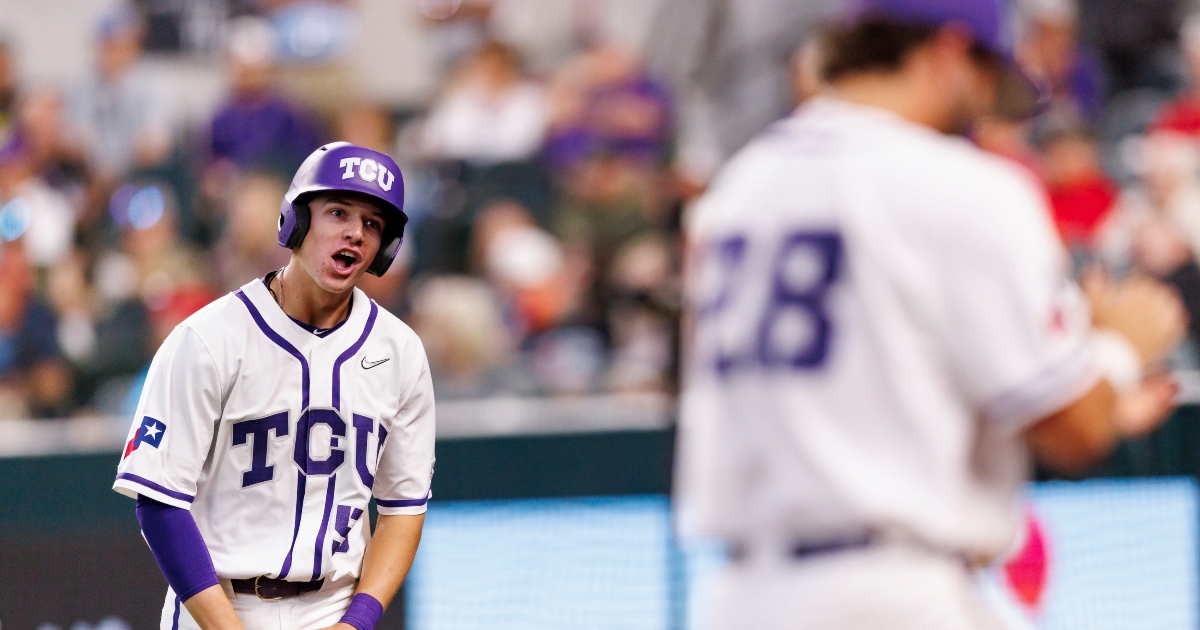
[231,576,325,600]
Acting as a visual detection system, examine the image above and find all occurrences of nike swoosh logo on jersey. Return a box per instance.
[361,357,389,369]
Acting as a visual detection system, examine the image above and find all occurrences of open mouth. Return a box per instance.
[332,250,359,271]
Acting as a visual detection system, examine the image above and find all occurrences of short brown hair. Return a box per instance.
[819,18,940,83]
[821,18,999,84]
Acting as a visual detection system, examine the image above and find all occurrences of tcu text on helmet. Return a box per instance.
[339,157,396,192]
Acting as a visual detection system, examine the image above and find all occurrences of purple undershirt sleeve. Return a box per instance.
[136,494,220,602]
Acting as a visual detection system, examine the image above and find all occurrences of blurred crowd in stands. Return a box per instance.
[1,0,1200,419]
[0,2,682,418]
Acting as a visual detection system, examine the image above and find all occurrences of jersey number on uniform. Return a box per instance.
[696,230,843,374]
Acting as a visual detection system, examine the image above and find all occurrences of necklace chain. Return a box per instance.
[270,266,285,308]
[270,266,350,330]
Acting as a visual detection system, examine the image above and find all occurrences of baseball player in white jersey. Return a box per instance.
[114,142,433,630]
[675,1,1186,629]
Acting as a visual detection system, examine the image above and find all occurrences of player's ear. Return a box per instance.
[920,24,974,79]
[933,23,974,58]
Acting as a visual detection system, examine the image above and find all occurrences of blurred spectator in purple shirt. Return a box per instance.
[546,45,673,170]
[207,17,322,177]
[1016,0,1106,125]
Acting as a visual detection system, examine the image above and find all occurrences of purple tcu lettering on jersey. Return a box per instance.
[331,505,365,554]
[352,414,376,489]
[352,414,390,489]
[232,412,290,487]
[294,408,347,476]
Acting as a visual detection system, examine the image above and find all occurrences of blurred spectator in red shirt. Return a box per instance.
[1039,127,1119,247]
[85,183,215,379]
[111,184,217,347]
[1151,14,1200,137]
[0,242,71,418]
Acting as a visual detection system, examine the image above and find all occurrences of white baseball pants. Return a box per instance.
[701,543,1005,630]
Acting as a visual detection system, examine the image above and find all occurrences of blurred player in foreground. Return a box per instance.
[674,0,1186,628]
[114,143,435,629]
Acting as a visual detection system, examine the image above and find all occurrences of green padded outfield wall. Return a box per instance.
[7,406,1200,629]
[0,429,675,630]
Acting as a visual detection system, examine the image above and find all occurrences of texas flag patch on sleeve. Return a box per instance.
[123,416,167,459]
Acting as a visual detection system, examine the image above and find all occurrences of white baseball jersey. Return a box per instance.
[675,97,1098,561]
[114,278,435,583]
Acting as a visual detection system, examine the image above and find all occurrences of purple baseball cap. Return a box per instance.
[848,0,1048,119]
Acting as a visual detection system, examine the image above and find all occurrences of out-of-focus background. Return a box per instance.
[3,0,1200,628]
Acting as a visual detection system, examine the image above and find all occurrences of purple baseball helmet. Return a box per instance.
[278,142,408,276]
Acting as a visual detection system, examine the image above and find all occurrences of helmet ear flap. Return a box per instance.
[367,236,401,276]
[291,203,310,248]
[366,212,409,276]
[279,199,311,250]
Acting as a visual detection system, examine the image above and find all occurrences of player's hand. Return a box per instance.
[315,624,355,630]
[1087,273,1188,365]
[1114,371,1180,438]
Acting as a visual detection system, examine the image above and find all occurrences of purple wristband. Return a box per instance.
[340,593,384,630]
